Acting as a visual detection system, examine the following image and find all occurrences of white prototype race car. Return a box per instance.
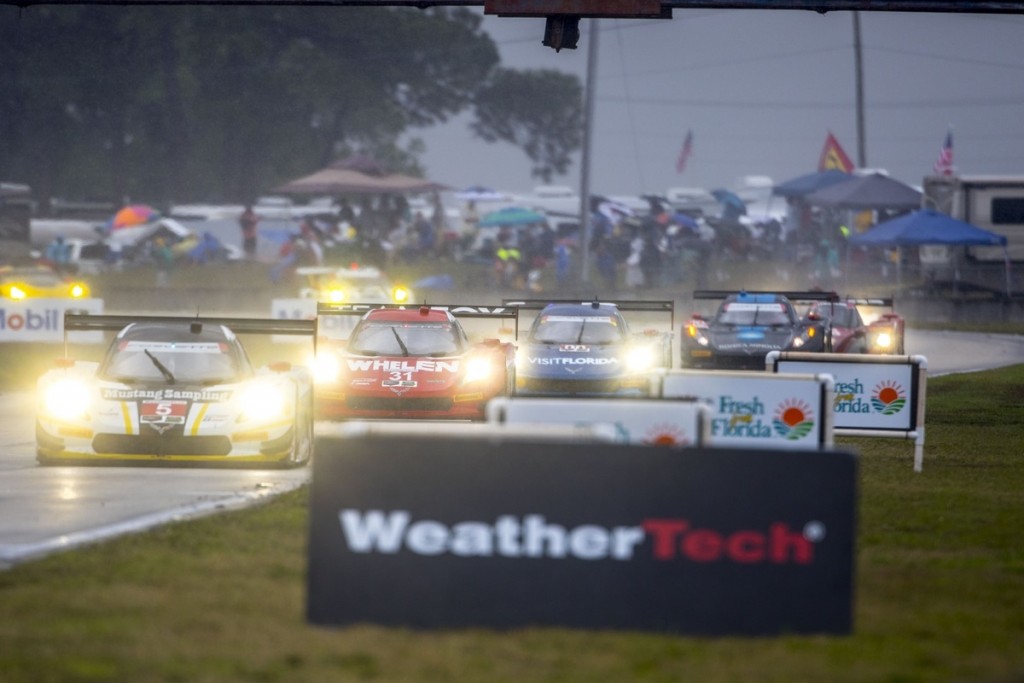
[35,314,316,467]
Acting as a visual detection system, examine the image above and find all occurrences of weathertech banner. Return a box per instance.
[307,433,857,635]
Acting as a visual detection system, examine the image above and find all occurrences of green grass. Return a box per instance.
[1,366,1024,682]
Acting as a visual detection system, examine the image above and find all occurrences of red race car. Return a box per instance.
[802,296,905,354]
[312,303,518,420]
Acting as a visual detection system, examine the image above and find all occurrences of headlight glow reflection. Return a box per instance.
[238,384,287,422]
[626,347,654,372]
[311,353,340,384]
[463,357,492,383]
[44,378,92,419]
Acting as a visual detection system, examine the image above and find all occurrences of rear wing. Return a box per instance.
[502,298,674,329]
[842,296,896,310]
[692,290,840,304]
[63,312,318,355]
[316,303,520,338]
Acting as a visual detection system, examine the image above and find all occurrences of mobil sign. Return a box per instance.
[653,369,834,450]
[307,428,857,635]
[0,298,104,342]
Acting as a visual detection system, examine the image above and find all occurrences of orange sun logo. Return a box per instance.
[643,423,689,447]
[772,398,815,440]
[871,380,906,415]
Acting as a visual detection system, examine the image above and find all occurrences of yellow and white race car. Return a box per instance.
[35,314,316,467]
[0,265,90,300]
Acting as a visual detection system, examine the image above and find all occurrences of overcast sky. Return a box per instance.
[409,8,1024,197]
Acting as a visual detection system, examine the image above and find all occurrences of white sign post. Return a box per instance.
[767,351,928,472]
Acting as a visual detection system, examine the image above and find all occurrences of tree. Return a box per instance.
[0,6,583,205]
[471,68,583,183]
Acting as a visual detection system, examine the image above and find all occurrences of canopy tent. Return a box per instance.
[848,209,1007,248]
[478,206,546,227]
[273,157,449,195]
[849,209,1010,296]
[804,172,922,211]
[773,170,854,198]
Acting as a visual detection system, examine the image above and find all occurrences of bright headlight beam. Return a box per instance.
[311,353,340,384]
[43,378,91,419]
[626,347,654,372]
[238,384,287,422]
[463,357,491,383]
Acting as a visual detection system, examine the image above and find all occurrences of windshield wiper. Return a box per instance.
[575,320,588,344]
[144,349,176,385]
[390,327,410,357]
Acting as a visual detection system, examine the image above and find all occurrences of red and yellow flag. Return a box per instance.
[818,131,855,172]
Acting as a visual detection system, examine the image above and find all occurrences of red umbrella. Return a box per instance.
[112,204,159,230]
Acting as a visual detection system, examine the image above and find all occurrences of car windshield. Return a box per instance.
[348,321,462,357]
[809,305,856,328]
[531,315,624,344]
[101,340,245,384]
[717,302,793,326]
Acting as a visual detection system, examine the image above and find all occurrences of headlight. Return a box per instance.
[625,346,654,372]
[686,324,709,346]
[311,353,341,384]
[43,378,92,420]
[326,288,346,303]
[9,285,26,300]
[792,337,805,348]
[392,286,410,304]
[463,357,492,383]
[70,283,87,298]
[873,331,892,349]
[238,383,288,422]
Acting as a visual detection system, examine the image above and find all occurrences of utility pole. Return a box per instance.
[578,18,599,285]
[853,11,867,168]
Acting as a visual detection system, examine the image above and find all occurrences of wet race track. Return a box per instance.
[1,328,1022,568]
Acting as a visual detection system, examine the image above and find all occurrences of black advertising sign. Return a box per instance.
[307,432,857,635]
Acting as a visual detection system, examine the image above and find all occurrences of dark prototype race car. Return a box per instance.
[680,290,833,370]
[506,298,674,396]
[313,303,518,420]
[802,296,905,354]
[36,314,316,467]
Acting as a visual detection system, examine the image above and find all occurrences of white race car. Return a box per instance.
[36,314,316,467]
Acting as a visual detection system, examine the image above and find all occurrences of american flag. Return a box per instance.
[676,130,693,174]
[933,129,954,175]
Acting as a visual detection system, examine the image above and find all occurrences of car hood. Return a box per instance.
[708,325,797,353]
[518,342,626,379]
[342,355,464,392]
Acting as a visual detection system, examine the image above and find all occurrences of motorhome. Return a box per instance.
[922,174,1024,262]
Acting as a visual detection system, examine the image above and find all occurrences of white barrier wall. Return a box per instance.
[767,351,928,472]
[0,299,104,343]
[486,396,709,447]
[272,298,357,341]
[654,369,834,451]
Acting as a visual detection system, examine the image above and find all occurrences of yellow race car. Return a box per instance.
[297,264,411,305]
[36,314,316,467]
[0,265,90,300]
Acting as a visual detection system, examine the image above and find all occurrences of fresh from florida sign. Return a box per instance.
[656,370,833,450]
[772,356,919,432]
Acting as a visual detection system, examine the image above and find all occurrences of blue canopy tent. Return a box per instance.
[849,209,1010,295]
